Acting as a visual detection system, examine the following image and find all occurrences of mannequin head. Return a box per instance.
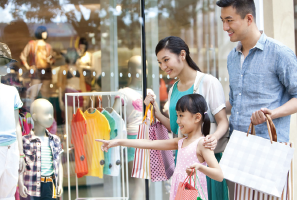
[35,26,48,40]
[0,42,17,76]
[78,37,88,56]
[30,99,54,128]
[63,48,79,65]
[128,55,142,77]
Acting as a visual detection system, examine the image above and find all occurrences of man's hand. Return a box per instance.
[203,135,217,150]
[19,158,25,173]
[251,108,272,125]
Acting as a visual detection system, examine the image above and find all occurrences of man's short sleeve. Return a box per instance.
[14,87,23,110]
[277,46,297,99]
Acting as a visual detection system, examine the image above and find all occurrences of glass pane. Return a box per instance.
[0,0,144,199]
[145,0,234,199]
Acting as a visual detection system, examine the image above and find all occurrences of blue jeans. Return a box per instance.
[30,181,56,200]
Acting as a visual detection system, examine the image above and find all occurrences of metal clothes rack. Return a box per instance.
[65,92,129,200]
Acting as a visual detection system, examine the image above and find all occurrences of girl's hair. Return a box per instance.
[176,94,210,136]
[155,36,201,72]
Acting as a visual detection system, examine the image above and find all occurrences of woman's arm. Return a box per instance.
[144,94,171,131]
[96,138,180,151]
[187,141,223,182]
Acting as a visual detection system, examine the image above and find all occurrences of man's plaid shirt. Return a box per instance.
[22,130,63,197]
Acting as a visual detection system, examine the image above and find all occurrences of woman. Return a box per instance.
[144,36,229,200]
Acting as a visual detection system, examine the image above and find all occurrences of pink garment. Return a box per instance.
[170,137,208,200]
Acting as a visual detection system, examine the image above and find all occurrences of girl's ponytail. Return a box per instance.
[202,112,210,136]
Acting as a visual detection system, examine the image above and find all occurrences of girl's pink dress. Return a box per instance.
[170,137,208,200]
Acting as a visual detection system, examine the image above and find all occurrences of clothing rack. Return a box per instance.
[65,92,129,200]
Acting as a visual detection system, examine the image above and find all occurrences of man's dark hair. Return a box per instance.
[216,0,256,20]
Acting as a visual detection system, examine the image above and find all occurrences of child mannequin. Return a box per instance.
[0,42,25,200]
[18,99,63,199]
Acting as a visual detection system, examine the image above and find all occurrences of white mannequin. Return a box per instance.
[18,99,63,197]
[0,57,25,199]
[113,55,148,200]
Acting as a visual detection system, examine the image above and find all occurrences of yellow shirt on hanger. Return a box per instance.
[84,109,111,178]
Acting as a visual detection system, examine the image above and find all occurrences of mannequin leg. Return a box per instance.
[128,162,145,200]
[0,142,20,200]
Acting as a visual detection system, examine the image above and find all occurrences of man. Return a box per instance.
[0,42,25,200]
[217,0,297,198]
[218,0,297,141]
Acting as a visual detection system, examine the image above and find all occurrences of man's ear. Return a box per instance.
[246,14,254,26]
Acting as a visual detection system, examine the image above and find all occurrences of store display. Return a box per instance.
[19,99,63,198]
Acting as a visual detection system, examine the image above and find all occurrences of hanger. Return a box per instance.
[96,95,104,112]
[105,95,114,113]
[86,95,96,113]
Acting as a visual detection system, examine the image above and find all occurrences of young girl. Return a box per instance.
[96,94,223,200]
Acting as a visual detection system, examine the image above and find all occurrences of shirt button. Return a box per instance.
[237,112,239,114]
[241,75,243,77]
[239,93,241,95]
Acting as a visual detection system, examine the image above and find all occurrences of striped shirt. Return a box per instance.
[40,137,54,176]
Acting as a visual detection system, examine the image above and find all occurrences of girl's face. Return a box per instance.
[157,49,184,79]
[176,110,200,134]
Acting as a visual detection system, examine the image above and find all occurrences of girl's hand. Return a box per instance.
[186,163,202,176]
[95,139,120,152]
[203,135,217,151]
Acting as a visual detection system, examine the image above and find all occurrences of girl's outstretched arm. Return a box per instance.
[96,138,180,152]
[186,140,223,182]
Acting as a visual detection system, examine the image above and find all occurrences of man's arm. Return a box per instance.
[251,98,297,125]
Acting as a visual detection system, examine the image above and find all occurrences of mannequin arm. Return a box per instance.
[18,173,28,198]
[57,159,63,195]
[20,43,31,70]
[113,98,121,114]
[15,109,25,173]
[58,88,65,112]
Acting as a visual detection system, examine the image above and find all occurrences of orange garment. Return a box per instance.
[84,109,110,178]
[71,108,88,178]
[160,79,168,101]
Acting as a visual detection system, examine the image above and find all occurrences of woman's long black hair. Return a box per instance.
[176,94,210,136]
[155,36,201,72]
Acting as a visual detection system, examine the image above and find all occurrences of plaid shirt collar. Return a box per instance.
[23,130,62,197]
[27,129,54,141]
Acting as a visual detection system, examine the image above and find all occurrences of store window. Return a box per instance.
[0,0,144,199]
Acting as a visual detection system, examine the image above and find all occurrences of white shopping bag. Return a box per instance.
[220,115,294,198]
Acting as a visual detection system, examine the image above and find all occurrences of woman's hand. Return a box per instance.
[144,93,155,106]
[95,139,120,152]
[203,135,217,151]
[144,93,161,115]
[186,163,202,176]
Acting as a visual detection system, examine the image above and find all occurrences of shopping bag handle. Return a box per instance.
[247,113,277,143]
[193,169,207,200]
[142,103,154,124]
[182,169,195,186]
